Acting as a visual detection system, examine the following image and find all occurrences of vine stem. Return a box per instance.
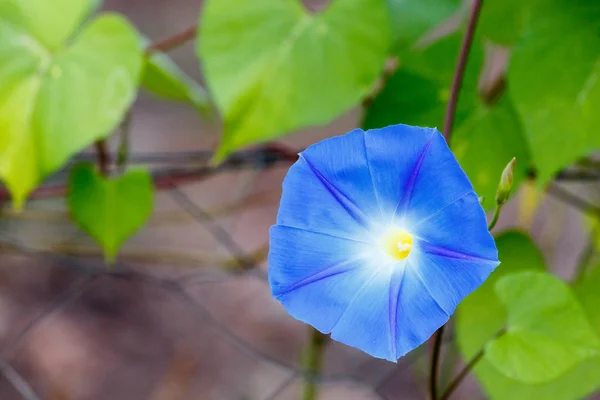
[439,349,484,400]
[487,205,502,231]
[429,325,445,400]
[301,327,327,400]
[442,0,484,143]
[146,26,197,54]
[116,111,133,173]
[440,328,504,399]
[94,139,110,176]
[431,0,485,398]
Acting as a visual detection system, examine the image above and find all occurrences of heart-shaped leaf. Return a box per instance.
[0,0,143,208]
[486,271,600,384]
[68,163,154,263]
[458,234,600,399]
[198,0,390,161]
[508,0,600,185]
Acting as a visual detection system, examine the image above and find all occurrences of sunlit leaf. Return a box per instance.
[0,0,143,208]
[508,0,600,185]
[199,0,390,161]
[485,271,600,384]
[0,0,96,50]
[141,39,211,115]
[68,163,154,263]
[458,237,600,400]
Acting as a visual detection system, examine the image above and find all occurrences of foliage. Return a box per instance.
[0,0,142,208]
[0,0,599,397]
[68,162,153,263]
[198,0,390,161]
[486,271,600,384]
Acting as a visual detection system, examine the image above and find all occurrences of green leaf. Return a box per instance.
[459,240,600,399]
[486,271,600,384]
[0,0,96,50]
[478,0,533,45]
[199,0,390,161]
[508,0,600,185]
[363,32,529,208]
[452,95,530,206]
[363,31,483,132]
[485,272,600,384]
[457,231,546,360]
[385,0,461,52]
[141,38,211,115]
[575,264,600,332]
[0,1,143,208]
[68,163,154,263]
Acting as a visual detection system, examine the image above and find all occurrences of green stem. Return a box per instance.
[488,205,502,231]
[302,327,327,400]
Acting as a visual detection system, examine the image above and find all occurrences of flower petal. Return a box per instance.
[269,225,375,333]
[401,130,476,225]
[412,192,498,261]
[276,160,367,241]
[410,241,499,314]
[330,268,396,361]
[277,129,378,240]
[269,124,500,362]
[363,124,437,219]
[330,264,449,361]
[393,265,449,358]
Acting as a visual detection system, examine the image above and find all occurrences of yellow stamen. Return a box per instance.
[382,228,413,260]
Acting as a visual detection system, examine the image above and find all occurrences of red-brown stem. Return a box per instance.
[146,26,197,54]
[442,0,484,144]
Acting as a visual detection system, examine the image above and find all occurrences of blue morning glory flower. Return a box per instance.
[268,124,500,362]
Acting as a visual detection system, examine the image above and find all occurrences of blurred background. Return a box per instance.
[0,0,598,399]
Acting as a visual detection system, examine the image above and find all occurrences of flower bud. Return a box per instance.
[496,157,516,206]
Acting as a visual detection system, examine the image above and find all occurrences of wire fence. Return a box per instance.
[0,147,598,400]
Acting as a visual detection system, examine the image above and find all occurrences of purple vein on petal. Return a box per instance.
[392,131,436,223]
[300,154,372,229]
[388,266,405,359]
[416,238,498,263]
[273,256,367,299]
